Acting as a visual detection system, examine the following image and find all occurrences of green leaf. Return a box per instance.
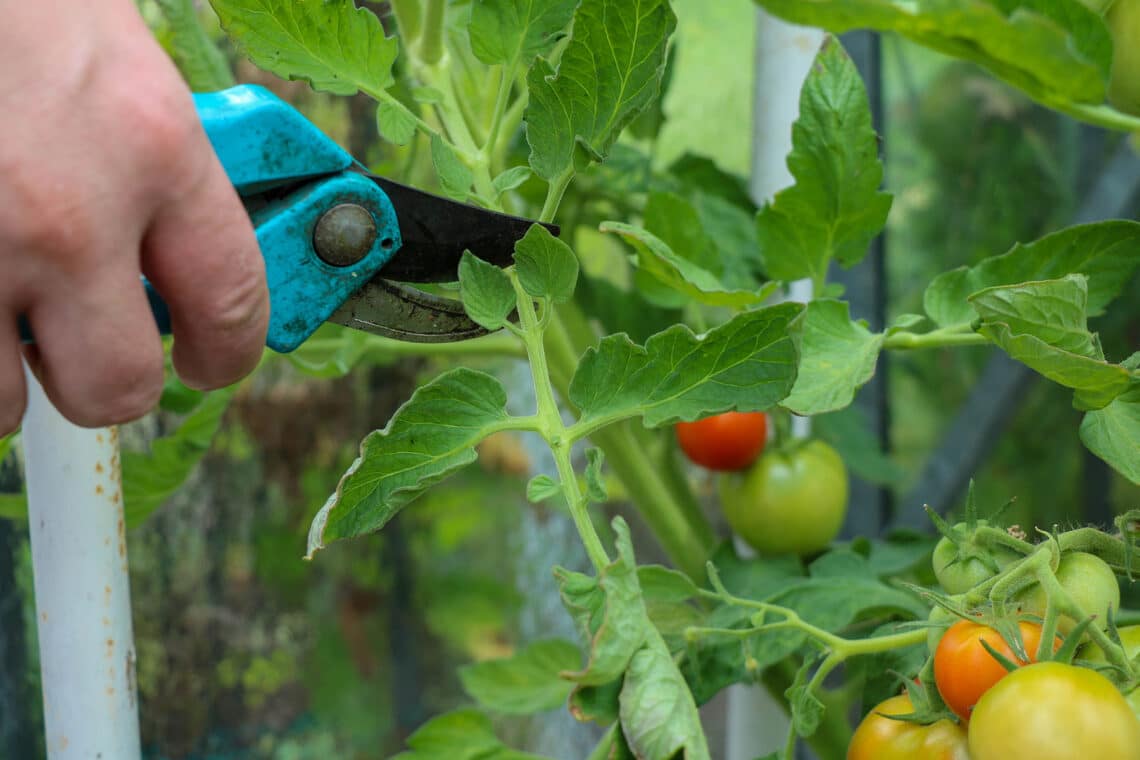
[574,274,683,344]
[394,708,553,760]
[600,222,777,308]
[524,0,676,180]
[0,494,26,522]
[458,639,581,714]
[969,274,1102,358]
[513,225,579,303]
[786,656,825,737]
[469,0,577,66]
[209,0,398,96]
[645,191,721,275]
[122,388,234,527]
[459,251,517,330]
[288,325,397,379]
[968,277,1136,409]
[569,678,623,725]
[887,313,927,334]
[492,166,533,194]
[555,520,648,686]
[755,36,892,283]
[526,474,561,502]
[307,369,512,556]
[376,99,417,145]
[813,407,905,486]
[569,303,803,429]
[781,299,885,416]
[156,0,235,91]
[584,448,607,503]
[619,633,712,760]
[637,565,699,604]
[431,134,474,201]
[924,221,1140,327]
[1080,353,1140,484]
[751,0,1118,124]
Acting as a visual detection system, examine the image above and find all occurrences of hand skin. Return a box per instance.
[0,0,269,434]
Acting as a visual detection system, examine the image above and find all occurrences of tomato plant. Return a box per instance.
[675,411,767,471]
[967,662,1140,760]
[847,694,969,760]
[933,619,1058,721]
[1108,0,1140,114]
[717,439,847,555]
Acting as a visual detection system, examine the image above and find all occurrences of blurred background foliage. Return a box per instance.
[0,0,1136,758]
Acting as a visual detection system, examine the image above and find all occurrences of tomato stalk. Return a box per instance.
[416,0,446,65]
[882,323,990,350]
[509,272,611,573]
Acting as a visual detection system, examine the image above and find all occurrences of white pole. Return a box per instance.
[725,10,824,760]
[22,368,142,760]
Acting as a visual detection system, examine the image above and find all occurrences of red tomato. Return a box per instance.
[675,411,767,471]
[933,619,1059,721]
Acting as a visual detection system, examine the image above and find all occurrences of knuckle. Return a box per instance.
[0,167,94,259]
[202,259,270,340]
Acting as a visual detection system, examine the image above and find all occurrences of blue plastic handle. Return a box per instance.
[20,85,402,353]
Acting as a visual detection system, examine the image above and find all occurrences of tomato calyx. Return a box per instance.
[927,483,1029,595]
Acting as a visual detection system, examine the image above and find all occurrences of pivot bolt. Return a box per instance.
[313,203,377,267]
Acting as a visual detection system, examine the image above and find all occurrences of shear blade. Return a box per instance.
[366,174,559,283]
[328,279,491,343]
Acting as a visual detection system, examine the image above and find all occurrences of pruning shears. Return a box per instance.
[23,84,554,351]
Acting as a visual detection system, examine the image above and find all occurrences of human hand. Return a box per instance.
[0,0,269,435]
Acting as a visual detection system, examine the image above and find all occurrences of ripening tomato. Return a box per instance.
[968,662,1140,760]
[675,411,767,471]
[933,619,1059,721]
[847,693,970,760]
[718,439,847,555]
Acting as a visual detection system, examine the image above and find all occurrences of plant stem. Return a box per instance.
[482,60,518,164]
[546,302,715,580]
[512,274,610,572]
[540,169,575,223]
[883,324,989,350]
[417,0,446,64]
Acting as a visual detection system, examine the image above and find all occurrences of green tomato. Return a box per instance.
[717,439,847,556]
[1080,624,1140,717]
[1017,552,1121,635]
[1108,0,1140,115]
[931,521,1021,595]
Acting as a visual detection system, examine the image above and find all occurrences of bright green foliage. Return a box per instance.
[458,639,581,714]
[392,709,553,759]
[969,276,1138,410]
[600,222,777,308]
[430,134,474,200]
[1080,353,1140,484]
[306,369,512,556]
[584,448,607,502]
[492,166,533,194]
[376,99,418,145]
[468,0,577,67]
[155,0,235,91]
[752,0,1139,129]
[924,221,1140,328]
[569,302,803,429]
[782,299,886,416]
[123,388,235,527]
[459,252,517,330]
[513,225,579,303]
[755,36,892,285]
[525,474,561,502]
[556,520,711,759]
[525,0,676,179]
[209,0,399,97]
